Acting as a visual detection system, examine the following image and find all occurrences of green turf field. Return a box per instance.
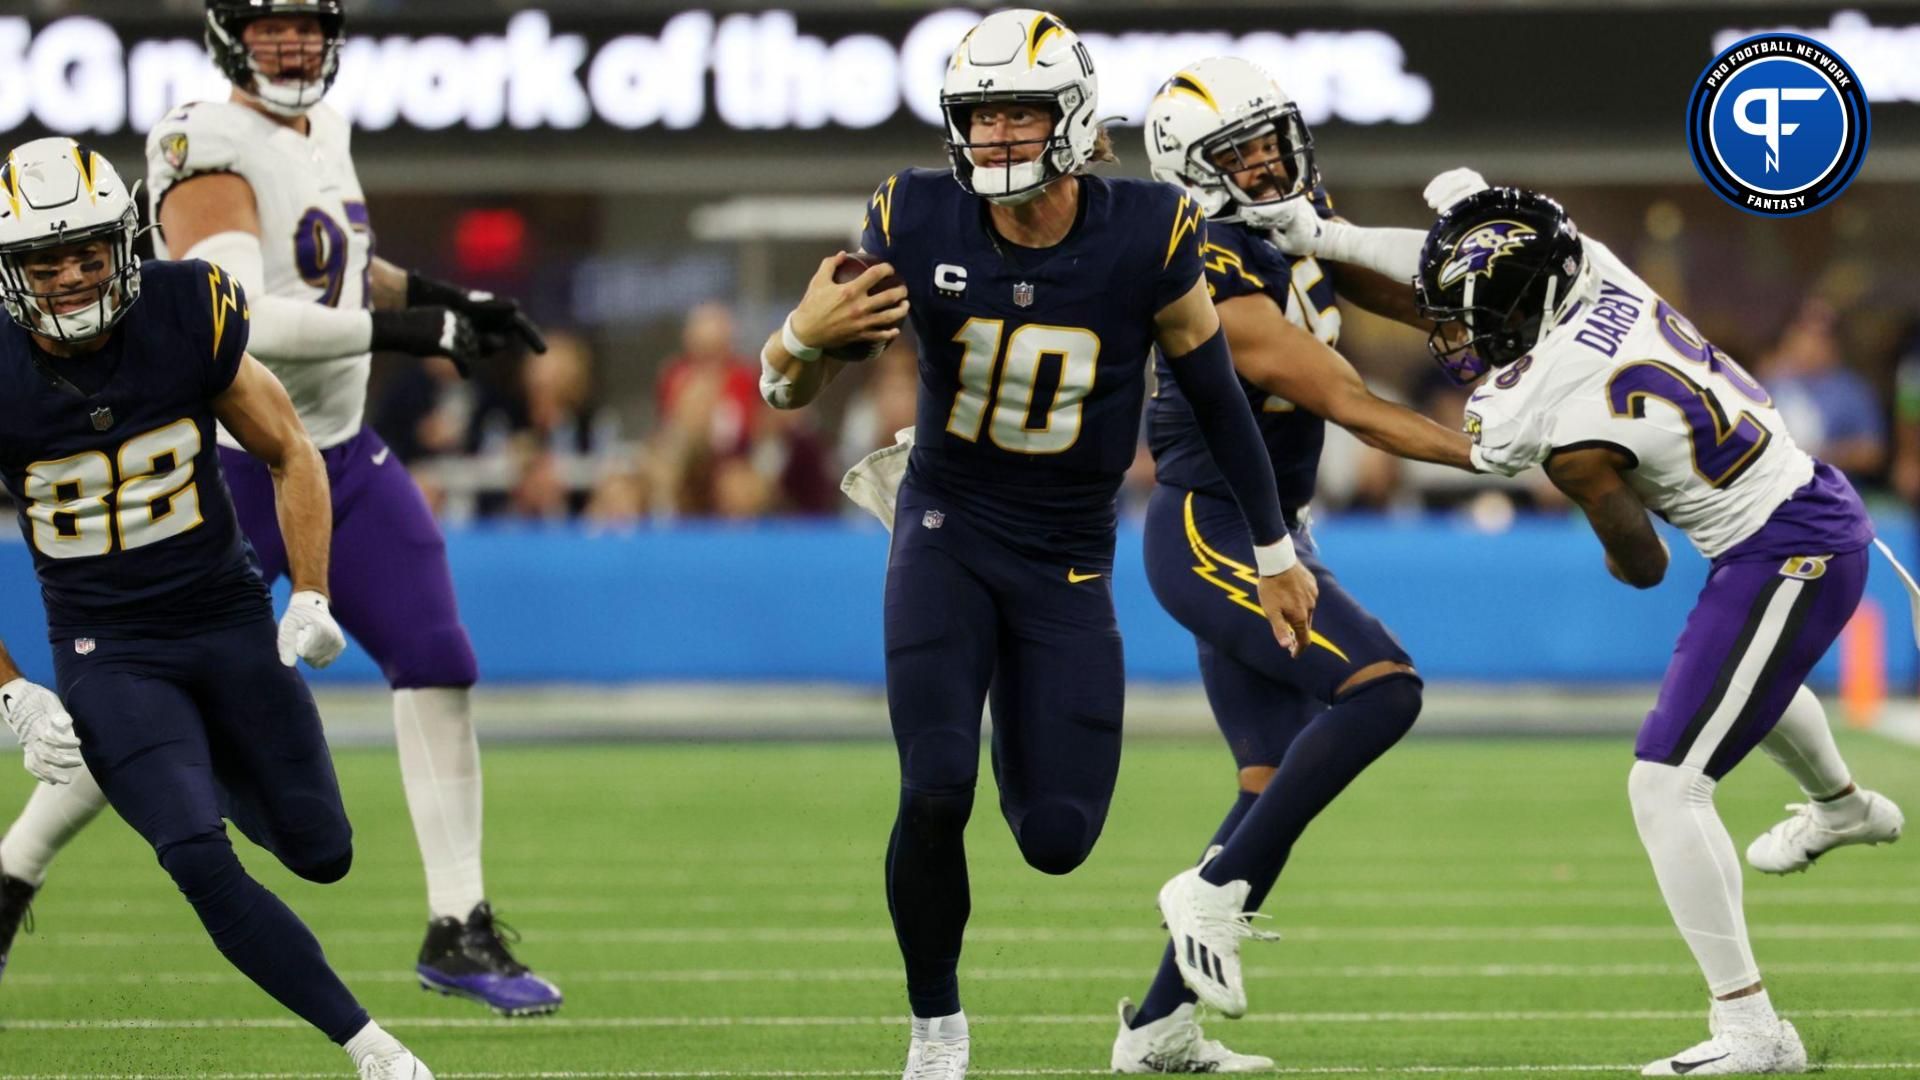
[0,732,1914,1078]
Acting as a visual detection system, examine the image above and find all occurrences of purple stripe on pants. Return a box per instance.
[1636,547,1866,780]
[219,428,478,689]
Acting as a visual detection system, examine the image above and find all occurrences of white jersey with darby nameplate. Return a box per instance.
[1464,240,1812,559]
[146,100,373,451]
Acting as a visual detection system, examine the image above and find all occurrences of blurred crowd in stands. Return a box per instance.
[364,281,1920,530]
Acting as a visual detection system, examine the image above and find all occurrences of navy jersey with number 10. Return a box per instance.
[0,260,270,641]
[861,168,1207,552]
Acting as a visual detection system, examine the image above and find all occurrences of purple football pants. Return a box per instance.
[220,427,478,690]
[1637,548,1867,780]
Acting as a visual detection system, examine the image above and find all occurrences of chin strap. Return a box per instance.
[1535,275,1560,352]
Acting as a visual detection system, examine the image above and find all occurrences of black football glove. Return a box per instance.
[407,271,547,354]
[370,307,482,376]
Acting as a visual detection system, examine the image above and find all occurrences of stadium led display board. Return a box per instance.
[0,7,1914,141]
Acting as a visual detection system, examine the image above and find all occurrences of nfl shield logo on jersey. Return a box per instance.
[1012,281,1035,308]
[73,638,95,655]
[922,510,945,530]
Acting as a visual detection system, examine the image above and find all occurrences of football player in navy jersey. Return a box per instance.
[1098,58,1518,1070]
[761,13,1313,1079]
[0,138,429,1079]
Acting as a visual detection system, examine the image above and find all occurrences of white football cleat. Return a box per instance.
[902,1012,969,1080]
[1641,1018,1806,1076]
[1747,790,1903,874]
[1157,847,1277,1019]
[358,1050,433,1080]
[1111,998,1274,1073]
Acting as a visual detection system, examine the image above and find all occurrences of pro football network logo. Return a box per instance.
[1686,33,1869,218]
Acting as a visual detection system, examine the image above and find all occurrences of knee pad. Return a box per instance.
[1335,671,1424,736]
[898,787,974,849]
[1013,799,1096,876]
[384,623,478,690]
[287,844,353,885]
[1628,759,1716,832]
[156,835,245,903]
[898,729,980,794]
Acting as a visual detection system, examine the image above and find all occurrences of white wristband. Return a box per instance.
[1253,535,1298,577]
[759,340,798,409]
[782,314,823,364]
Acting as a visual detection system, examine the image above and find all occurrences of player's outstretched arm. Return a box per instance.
[0,640,84,785]
[162,175,378,365]
[1155,278,1317,656]
[1268,201,1427,327]
[1323,262,1428,330]
[1216,293,1471,470]
[214,357,346,668]
[1545,446,1669,589]
[760,254,907,410]
[161,178,491,374]
[370,255,547,354]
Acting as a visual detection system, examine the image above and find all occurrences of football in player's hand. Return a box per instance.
[826,251,905,364]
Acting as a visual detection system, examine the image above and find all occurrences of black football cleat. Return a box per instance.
[0,872,38,987]
[415,901,562,1017]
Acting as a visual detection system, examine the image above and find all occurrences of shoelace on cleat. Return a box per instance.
[907,1039,967,1080]
[465,909,532,976]
[1140,1014,1204,1070]
[1190,904,1280,946]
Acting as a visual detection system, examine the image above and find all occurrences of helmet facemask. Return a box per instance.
[944,86,1089,206]
[1187,103,1316,227]
[206,3,346,118]
[0,208,144,345]
[1416,252,1573,385]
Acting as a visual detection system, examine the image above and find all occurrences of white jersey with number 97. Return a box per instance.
[146,100,373,451]
[1464,240,1813,559]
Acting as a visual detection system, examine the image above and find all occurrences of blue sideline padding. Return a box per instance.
[1,514,1912,688]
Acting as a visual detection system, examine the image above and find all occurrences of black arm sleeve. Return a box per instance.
[1164,326,1289,549]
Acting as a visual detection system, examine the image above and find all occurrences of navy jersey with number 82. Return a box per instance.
[0,260,270,640]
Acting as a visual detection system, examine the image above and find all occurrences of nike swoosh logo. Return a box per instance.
[1672,1053,1730,1074]
[371,447,391,466]
[1067,570,1100,583]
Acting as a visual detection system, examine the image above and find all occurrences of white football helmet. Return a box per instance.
[1146,57,1318,228]
[941,9,1100,206]
[0,138,142,344]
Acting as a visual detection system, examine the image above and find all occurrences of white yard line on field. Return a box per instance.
[40,887,1920,919]
[10,960,1920,988]
[7,1007,1918,1032]
[4,1066,1920,1079]
[29,923,1920,947]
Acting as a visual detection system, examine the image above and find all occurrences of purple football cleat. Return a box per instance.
[0,872,37,986]
[416,902,562,1017]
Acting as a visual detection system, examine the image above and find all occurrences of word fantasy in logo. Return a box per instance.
[1687,32,1870,218]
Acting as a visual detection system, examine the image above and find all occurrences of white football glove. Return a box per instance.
[1265,196,1329,257]
[278,590,347,669]
[1423,168,1490,214]
[1,677,84,785]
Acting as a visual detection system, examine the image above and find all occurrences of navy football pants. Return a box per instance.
[52,616,368,1043]
[1144,485,1414,767]
[883,478,1125,1016]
